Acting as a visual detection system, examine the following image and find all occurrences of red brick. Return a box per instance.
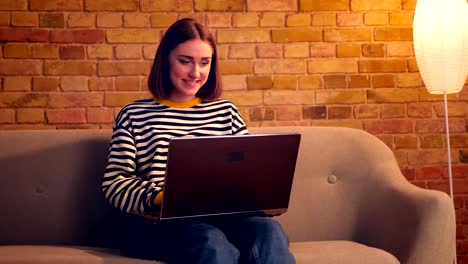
[272,29,322,43]
[123,13,151,28]
[249,107,275,122]
[150,13,178,28]
[336,43,360,58]
[403,0,416,10]
[98,61,151,76]
[85,0,138,11]
[416,166,444,180]
[247,0,297,11]
[374,27,413,41]
[415,119,465,134]
[44,61,95,75]
[394,135,418,149]
[363,119,413,134]
[328,106,353,119]
[0,93,49,108]
[310,43,336,57]
[359,60,407,73]
[3,77,31,91]
[433,102,466,118]
[104,92,149,107]
[56,124,101,129]
[408,149,449,166]
[46,109,86,124]
[33,77,59,91]
[50,29,105,43]
[450,135,468,148]
[59,46,85,60]
[407,102,432,118]
[11,12,39,27]
[30,0,83,10]
[300,0,348,11]
[256,44,282,59]
[324,28,372,41]
[303,106,326,119]
[60,77,88,91]
[206,13,232,28]
[0,60,42,76]
[246,76,272,90]
[348,75,371,88]
[115,45,142,59]
[140,0,192,11]
[32,44,59,59]
[16,108,45,123]
[372,75,395,88]
[421,135,444,148]
[381,104,405,118]
[352,0,401,11]
[275,106,301,121]
[362,44,385,57]
[0,124,52,130]
[97,13,123,28]
[87,108,114,123]
[324,75,346,89]
[0,0,27,10]
[273,76,297,90]
[337,13,362,26]
[3,43,31,58]
[0,109,15,124]
[0,13,10,26]
[0,28,49,42]
[115,77,140,91]
[355,104,380,118]
[196,0,244,11]
[39,13,64,28]
[89,78,114,91]
[106,29,159,43]
[49,93,103,108]
[68,13,95,28]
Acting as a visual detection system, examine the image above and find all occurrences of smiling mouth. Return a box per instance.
[183,79,200,85]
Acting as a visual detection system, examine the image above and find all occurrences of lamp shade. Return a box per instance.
[413,0,468,94]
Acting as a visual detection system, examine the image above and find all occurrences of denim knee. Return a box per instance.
[188,224,240,263]
[240,217,289,242]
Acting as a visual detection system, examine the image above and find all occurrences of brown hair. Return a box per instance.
[147,18,221,100]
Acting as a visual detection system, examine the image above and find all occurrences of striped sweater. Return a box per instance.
[102,98,249,214]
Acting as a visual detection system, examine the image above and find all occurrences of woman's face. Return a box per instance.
[168,39,213,102]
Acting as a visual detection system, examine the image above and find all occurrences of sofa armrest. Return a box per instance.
[355,163,456,264]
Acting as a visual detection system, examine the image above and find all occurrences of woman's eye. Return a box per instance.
[201,60,211,65]
[179,59,190,64]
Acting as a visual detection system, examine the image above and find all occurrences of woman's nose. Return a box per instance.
[188,64,200,78]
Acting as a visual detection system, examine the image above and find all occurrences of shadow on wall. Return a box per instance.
[0,137,126,250]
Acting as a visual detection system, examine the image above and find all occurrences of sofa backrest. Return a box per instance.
[0,126,404,246]
[0,129,116,247]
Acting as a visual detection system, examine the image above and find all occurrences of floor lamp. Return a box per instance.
[413,0,468,263]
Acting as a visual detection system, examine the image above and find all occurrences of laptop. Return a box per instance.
[153,133,301,222]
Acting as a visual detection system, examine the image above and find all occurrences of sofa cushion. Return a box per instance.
[290,241,399,264]
[0,246,163,264]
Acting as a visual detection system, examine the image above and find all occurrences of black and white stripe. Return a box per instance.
[102,98,248,214]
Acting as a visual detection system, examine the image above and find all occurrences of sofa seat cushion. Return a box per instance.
[0,245,164,264]
[290,240,399,264]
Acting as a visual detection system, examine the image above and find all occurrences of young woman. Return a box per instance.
[102,18,295,264]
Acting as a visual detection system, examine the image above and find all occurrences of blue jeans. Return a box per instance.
[125,214,295,264]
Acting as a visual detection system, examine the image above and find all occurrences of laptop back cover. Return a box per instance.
[159,133,301,221]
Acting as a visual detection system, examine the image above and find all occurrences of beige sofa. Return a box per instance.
[0,126,455,264]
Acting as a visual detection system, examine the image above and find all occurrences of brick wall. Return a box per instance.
[1,0,468,260]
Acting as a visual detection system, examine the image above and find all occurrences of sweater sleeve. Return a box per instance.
[101,114,160,214]
[231,104,249,135]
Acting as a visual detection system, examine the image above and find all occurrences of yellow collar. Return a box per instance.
[156,97,202,108]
